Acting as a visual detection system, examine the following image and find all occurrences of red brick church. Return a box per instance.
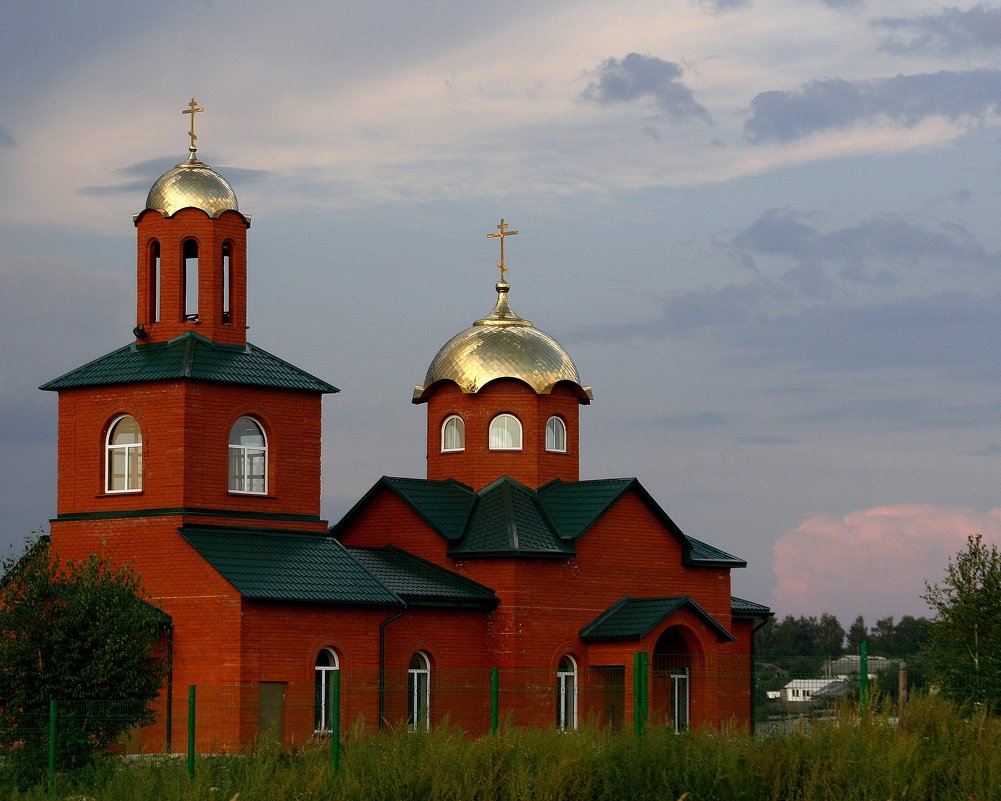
[43,105,769,748]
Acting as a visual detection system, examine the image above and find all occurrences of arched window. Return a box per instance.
[545,416,567,453]
[408,652,431,732]
[229,416,267,494]
[489,413,522,451]
[222,242,232,323]
[106,415,143,493]
[149,240,161,324]
[441,415,465,452]
[183,238,199,320]
[314,648,340,732]
[556,655,578,731]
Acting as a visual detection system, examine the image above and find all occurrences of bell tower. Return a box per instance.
[133,99,250,347]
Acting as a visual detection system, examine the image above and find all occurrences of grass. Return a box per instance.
[5,694,1001,801]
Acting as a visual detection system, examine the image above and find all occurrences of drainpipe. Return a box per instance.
[165,623,174,753]
[750,616,771,735]
[379,604,406,730]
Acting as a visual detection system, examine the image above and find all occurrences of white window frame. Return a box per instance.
[671,667,690,734]
[545,416,567,453]
[408,651,431,732]
[314,647,340,733]
[488,413,523,451]
[440,415,465,453]
[229,416,268,494]
[105,414,143,493]
[557,655,579,731]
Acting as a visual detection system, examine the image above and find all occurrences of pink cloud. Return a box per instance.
[771,504,1001,623]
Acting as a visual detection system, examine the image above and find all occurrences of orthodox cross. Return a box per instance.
[486,218,518,281]
[183,98,204,152]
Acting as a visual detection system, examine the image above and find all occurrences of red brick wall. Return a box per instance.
[425,379,581,489]
[55,382,325,523]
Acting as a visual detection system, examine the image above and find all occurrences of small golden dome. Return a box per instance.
[414,281,592,402]
[145,152,239,218]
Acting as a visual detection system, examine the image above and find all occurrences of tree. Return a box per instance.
[847,615,867,653]
[922,533,1001,711]
[0,538,166,784]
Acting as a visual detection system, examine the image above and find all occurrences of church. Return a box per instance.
[42,103,770,749]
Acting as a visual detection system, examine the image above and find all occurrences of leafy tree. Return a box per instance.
[755,613,845,674]
[847,615,867,653]
[922,533,1001,711]
[0,538,166,784]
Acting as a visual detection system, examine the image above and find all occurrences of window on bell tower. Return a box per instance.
[183,238,199,320]
[106,415,142,493]
[222,242,232,323]
[229,416,267,494]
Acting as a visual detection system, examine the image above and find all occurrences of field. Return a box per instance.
[5,694,1000,801]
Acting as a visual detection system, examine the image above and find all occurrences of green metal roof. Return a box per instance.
[730,596,772,618]
[580,596,735,643]
[333,475,748,565]
[346,546,497,607]
[180,525,400,605]
[40,332,338,394]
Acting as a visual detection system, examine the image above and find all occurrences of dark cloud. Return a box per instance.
[733,209,993,269]
[646,410,727,428]
[745,70,1001,143]
[783,395,1001,430]
[819,0,864,9]
[874,4,1001,55]
[582,53,712,124]
[736,434,794,444]
[0,125,14,147]
[699,0,752,12]
[80,155,272,197]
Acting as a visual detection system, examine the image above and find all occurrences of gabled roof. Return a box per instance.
[40,332,338,394]
[346,546,497,608]
[580,596,735,643]
[180,525,400,605]
[333,474,747,566]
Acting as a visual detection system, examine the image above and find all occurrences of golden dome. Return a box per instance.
[414,281,592,402]
[145,151,239,218]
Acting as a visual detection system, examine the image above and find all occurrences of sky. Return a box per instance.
[3,0,1001,629]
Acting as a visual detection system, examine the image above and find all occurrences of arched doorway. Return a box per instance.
[652,627,700,733]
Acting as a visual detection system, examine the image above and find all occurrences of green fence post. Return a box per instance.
[331,670,341,773]
[47,699,56,797]
[490,668,500,734]
[640,652,649,731]
[187,686,196,782]
[633,653,647,736]
[859,641,869,714]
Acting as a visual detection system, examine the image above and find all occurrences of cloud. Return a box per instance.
[772,504,1001,619]
[874,4,1001,55]
[819,0,863,8]
[745,70,1001,143]
[0,125,14,147]
[698,0,752,12]
[582,53,712,124]
[732,209,992,269]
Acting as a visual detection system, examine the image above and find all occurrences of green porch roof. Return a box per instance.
[40,332,337,394]
[346,546,497,607]
[730,596,773,618]
[180,525,399,605]
[334,475,747,566]
[579,596,735,643]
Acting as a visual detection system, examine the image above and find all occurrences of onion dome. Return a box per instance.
[144,151,239,218]
[413,280,592,402]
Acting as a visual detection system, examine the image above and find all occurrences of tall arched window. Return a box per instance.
[229,416,267,494]
[149,240,161,324]
[556,655,578,731]
[183,238,199,320]
[441,415,465,452]
[222,242,232,323]
[314,648,340,732]
[106,415,143,493]
[545,416,567,453]
[408,652,431,732]
[489,413,522,451]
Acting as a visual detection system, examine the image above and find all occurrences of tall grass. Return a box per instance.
[6,694,1000,801]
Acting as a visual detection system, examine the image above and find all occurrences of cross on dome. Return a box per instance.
[183,98,204,156]
[486,218,518,282]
